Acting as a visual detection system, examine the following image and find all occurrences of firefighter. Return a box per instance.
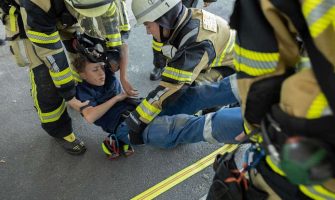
[207,0,335,199]
[149,0,218,81]
[20,0,132,155]
[127,0,237,144]
[0,0,29,67]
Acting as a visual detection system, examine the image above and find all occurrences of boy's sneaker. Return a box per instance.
[120,142,135,157]
[55,138,86,155]
[102,138,121,159]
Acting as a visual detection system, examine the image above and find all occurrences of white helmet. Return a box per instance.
[132,0,181,25]
[65,0,112,17]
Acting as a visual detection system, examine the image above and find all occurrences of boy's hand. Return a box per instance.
[67,97,89,112]
[115,92,129,102]
[121,79,139,97]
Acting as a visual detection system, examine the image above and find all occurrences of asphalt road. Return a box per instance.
[0,1,236,199]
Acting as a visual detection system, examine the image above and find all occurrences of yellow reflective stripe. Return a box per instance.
[106,41,122,47]
[50,67,71,78]
[234,60,276,76]
[244,122,263,143]
[136,99,161,122]
[211,30,235,67]
[162,66,193,82]
[302,0,320,17]
[29,70,66,123]
[49,67,74,86]
[210,57,218,67]
[30,70,43,121]
[300,186,325,200]
[40,101,66,123]
[106,33,121,39]
[306,93,329,119]
[27,30,60,44]
[9,6,17,32]
[314,185,335,199]
[265,155,286,176]
[71,68,82,82]
[303,0,335,37]
[119,24,130,31]
[106,33,122,47]
[105,2,117,16]
[234,44,278,76]
[219,30,235,64]
[296,57,312,71]
[234,44,279,61]
[152,40,163,51]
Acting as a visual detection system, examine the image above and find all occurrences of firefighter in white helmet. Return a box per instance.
[127,0,237,144]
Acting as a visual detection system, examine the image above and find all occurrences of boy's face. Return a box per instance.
[80,62,106,86]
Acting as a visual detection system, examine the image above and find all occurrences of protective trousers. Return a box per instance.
[20,6,79,138]
[24,40,73,138]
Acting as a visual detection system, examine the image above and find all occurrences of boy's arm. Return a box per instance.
[82,93,128,124]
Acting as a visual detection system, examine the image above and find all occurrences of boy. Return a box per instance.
[73,54,136,159]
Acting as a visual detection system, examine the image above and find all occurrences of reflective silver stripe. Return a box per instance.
[163,68,193,81]
[306,0,333,26]
[138,101,159,119]
[41,101,66,122]
[214,30,235,67]
[300,185,335,200]
[179,27,199,48]
[229,74,241,104]
[46,55,60,72]
[296,57,311,71]
[51,72,72,82]
[148,88,169,103]
[203,113,219,144]
[136,0,166,20]
[234,53,278,69]
[26,32,60,43]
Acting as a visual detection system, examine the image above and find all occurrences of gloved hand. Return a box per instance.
[106,48,121,72]
[125,111,147,145]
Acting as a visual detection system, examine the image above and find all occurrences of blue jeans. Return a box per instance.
[115,107,243,149]
[115,74,242,148]
[160,74,240,116]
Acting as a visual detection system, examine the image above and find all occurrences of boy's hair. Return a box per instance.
[72,54,90,73]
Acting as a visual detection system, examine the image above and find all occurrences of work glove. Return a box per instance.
[125,111,147,145]
[105,48,121,72]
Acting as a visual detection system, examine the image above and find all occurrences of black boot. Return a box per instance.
[150,66,164,81]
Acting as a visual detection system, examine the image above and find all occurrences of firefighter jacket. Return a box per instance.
[126,7,235,132]
[115,0,130,32]
[230,0,335,199]
[21,0,122,101]
[0,0,26,40]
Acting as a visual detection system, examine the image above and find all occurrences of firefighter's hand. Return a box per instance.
[125,112,146,144]
[121,78,139,97]
[235,132,247,142]
[67,97,89,112]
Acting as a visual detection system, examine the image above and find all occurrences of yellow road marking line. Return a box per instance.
[131,144,239,200]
